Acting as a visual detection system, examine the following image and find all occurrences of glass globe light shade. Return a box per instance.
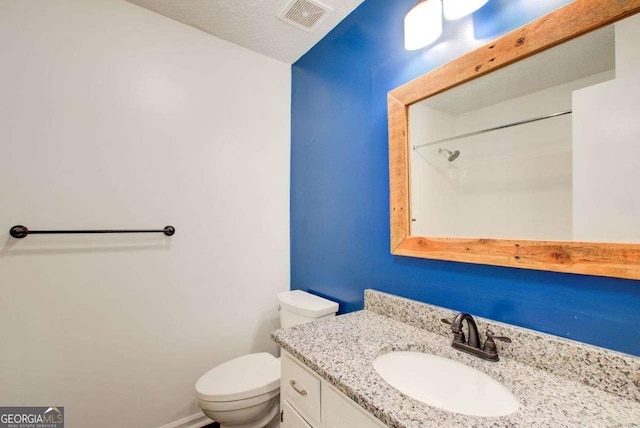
[404,0,443,50]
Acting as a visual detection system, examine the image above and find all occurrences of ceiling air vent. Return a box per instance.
[278,0,333,33]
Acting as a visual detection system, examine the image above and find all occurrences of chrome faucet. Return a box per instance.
[442,312,511,362]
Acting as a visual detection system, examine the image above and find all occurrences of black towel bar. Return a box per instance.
[9,225,175,239]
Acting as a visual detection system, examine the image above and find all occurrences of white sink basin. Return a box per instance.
[372,351,519,417]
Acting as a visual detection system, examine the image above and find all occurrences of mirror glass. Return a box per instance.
[408,17,640,243]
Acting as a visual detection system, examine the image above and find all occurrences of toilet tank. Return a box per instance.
[277,290,339,328]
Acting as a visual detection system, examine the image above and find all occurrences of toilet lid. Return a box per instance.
[196,353,280,402]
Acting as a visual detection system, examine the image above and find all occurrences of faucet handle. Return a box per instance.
[442,317,466,344]
[483,329,512,353]
[486,330,512,343]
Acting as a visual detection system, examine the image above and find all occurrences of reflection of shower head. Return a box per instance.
[438,148,460,162]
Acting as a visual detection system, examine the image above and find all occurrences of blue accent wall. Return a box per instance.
[290,0,640,356]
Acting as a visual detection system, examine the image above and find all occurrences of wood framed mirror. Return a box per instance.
[388,0,640,279]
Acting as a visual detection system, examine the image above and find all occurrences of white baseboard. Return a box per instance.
[158,412,212,428]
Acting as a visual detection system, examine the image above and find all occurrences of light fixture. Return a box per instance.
[443,0,489,20]
[404,0,443,51]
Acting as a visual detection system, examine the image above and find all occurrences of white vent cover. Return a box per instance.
[278,0,333,33]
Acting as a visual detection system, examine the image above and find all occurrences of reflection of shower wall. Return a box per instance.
[410,71,614,240]
[410,104,457,237]
[573,15,640,243]
[454,151,572,240]
[451,78,579,240]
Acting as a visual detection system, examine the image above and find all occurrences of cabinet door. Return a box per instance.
[321,382,387,428]
[282,353,321,427]
[282,400,313,428]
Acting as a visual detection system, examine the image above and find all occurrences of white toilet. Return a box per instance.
[195,290,339,428]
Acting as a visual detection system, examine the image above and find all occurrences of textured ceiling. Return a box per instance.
[125,0,364,64]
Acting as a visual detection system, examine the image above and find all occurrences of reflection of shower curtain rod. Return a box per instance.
[412,109,572,150]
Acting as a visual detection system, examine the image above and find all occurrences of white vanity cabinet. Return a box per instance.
[281,351,386,428]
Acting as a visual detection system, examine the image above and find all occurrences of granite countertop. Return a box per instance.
[272,309,640,427]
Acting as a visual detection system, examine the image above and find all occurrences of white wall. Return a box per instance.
[0,1,290,427]
[573,14,640,243]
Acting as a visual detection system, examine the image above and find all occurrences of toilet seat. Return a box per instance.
[197,389,280,412]
[196,353,280,402]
